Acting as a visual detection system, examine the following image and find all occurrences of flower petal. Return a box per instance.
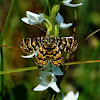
[38,13,44,23]
[21,17,29,24]
[49,82,60,93]
[63,2,83,7]
[63,0,72,3]
[43,60,52,70]
[59,22,73,29]
[39,71,57,85]
[55,13,64,24]
[39,71,52,79]
[62,92,65,100]
[42,61,63,76]
[33,83,48,91]
[36,77,41,83]
[63,91,79,100]
[26,11,43,23]
[21,17,39,25]
[75,91,79,100]
[52,66,63,76]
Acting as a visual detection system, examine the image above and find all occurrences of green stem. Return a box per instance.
[0,60,100,75]
[0,31,3,100]
[0,0,15,99]
[0,66,38,75]
[64,60,100,66]
[51,94,55,100]
[1,0,16,43]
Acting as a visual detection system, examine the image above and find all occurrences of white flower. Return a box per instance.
[62,0,82,7]
[21,11,44,25]
[33,71,60,93]
[43,60,63,76]
[63,91,79,100]
[55,13,72,29]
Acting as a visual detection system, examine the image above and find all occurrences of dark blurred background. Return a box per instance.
[0,0,100,100]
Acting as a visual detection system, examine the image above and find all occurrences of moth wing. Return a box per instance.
[51,46,63,66]
[19,37,44,54]
[56,37,77,53]
[36,46,48,66]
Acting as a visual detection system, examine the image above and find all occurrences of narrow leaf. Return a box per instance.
[1,0,16,43]
[0,66,38,75]
[64,60,100,66]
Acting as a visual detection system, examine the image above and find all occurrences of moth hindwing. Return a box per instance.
[19,36,78,66]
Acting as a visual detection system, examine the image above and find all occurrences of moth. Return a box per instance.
[19,34,78,66]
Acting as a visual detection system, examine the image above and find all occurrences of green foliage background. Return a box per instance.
[0,0,100,100]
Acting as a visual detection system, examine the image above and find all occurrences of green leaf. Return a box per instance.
[54,24,59,37]
[1,0,16,43]
[0,31,3,100]
[50,4,60,22]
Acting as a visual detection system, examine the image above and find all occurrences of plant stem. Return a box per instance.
[0,1,16,99]
[1,0,16,43]
[0,66,38,75]
[64,60,100,66]
[0,31,3,100]
[0,60,100,75]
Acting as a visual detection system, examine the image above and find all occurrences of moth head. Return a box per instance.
[44,37,55,47]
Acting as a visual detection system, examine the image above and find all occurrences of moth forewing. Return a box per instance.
[19,38,35,54]
[56,36,78,53]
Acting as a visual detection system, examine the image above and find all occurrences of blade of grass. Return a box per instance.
[83,28,100,41]
[64,60,100,66]
[1,0,16,43]
[0,31,3,100]
[0,60,100,75]
[0,66,38,75]
[1,1,18,99]
[0,45,20,50]
[51,94,55,100]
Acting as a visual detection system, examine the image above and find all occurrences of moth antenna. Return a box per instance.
[83,28,100,41]
[34,25,46,33]
[0,45,20,50]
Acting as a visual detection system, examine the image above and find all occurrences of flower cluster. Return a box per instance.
[21,11,73,30]
[21,0,82,98]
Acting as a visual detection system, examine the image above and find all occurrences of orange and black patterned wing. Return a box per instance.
[51,46,63,66]
[36,46,48,66]
[36,45,63,66]
[19,37,44,54]
[56,37,78,53]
